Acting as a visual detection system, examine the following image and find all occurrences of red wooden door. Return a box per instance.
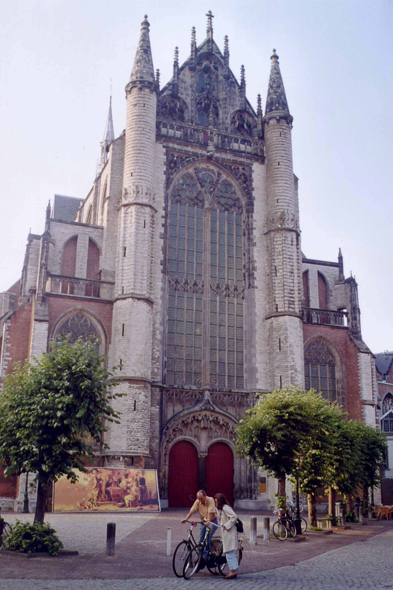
[205,443,234,506]
[168,441,198,507]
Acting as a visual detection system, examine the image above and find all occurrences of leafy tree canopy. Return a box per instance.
[0,337,121,522]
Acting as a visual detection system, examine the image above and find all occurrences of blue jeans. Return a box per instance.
[199,518,218,558]
[225,549,238,571]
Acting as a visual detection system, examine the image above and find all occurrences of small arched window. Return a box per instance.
[85,239,100,297]
[304,339,337,402]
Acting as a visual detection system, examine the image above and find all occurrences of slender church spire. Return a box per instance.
[130,15,155,84]
[100,96,115,168]
[102,96,115,144]
[265,49,290,116]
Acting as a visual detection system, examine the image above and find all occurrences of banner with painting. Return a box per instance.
[54,468,160,512]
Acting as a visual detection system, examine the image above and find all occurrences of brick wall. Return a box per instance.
[0,466,18,498]
[303,324,363,420]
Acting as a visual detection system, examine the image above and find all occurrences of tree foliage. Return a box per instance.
[0,337,121,523]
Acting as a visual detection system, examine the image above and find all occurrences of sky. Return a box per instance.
[1,0,392,354]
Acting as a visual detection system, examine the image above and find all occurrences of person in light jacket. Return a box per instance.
[214,493,239,579]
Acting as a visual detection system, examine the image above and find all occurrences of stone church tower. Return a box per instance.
[0,13,377,510]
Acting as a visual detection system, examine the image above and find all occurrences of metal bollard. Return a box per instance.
[166,528,172,556]
[263,516,270,541]
[106,522,116,556]
[250,516,257,545]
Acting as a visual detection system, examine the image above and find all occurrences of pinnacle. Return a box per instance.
[103,96,115,144]
[130,15,155,84]
[265,49,290,115]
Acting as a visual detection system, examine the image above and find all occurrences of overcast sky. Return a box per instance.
[1,0,392,354]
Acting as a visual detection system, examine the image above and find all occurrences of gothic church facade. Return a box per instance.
[0,14,378,510]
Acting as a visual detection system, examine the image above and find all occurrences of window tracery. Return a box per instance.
[54,313,100,345]
[304,339,337,402]
[166,167,245,389]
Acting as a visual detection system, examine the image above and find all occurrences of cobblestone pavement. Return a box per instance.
[0,530,392,589]
[1,512,392,589]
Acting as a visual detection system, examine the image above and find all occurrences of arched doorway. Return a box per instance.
[168,441,198,507]
[205,442,234,505]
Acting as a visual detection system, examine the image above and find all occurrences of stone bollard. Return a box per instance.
[166,528,172,556]
[250,516,257,545]
[106,522,116,556]
[263,517,270,541]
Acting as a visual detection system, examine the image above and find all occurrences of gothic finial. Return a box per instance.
[206,10,214,39]
[224,35,229,56]
[190,27,197,71]
[257,93,262,116]
[240,64,245,87]
[156,69,160,89]
[174,47,179,70]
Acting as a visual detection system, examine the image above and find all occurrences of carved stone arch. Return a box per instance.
[229,109,257,137]
[304,335,345,407]
[50,307,107,354]
[161,408,238,500]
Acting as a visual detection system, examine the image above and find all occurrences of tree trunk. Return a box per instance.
[328,486,336,517]
[362,485,369,517]
[34,479,47,524]
[347,495,353,512]
[277,473,286,500]
[308,492,317,527]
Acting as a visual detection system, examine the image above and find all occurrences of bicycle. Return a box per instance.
[272,508,297,540]
[0,503,12,548]
[175,521,242,579]
[287,504,308,533]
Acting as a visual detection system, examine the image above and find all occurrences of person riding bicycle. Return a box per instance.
[214,493,239,580]
[181,489,218,563]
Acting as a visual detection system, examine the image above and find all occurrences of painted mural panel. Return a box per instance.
[54,468,160,512]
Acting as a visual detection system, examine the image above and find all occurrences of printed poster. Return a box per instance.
[54,467,160,512]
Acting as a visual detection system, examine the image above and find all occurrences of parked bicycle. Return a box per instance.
[0,503,12,548]
[287,504,308,533]
[272,508,297,540]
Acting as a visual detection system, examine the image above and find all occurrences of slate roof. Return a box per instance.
[375,352,393,378]
[53,195,83,222]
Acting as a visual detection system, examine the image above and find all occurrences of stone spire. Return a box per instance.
[240,65,246,110]
[224,35,229,64]
[100,96,115,168]
[257,93,263,138]
[172,47,179,95]
[103,96,115,144]
[189,27,197,71]
[338,248,344,281]
[265,49,290,116]
[130,15,155,84]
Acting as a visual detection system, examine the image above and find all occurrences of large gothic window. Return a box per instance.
[304,340,337,402]
[54,313,100,346]
[165,167,245,390]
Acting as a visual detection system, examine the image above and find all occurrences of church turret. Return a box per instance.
[109,15,158,461]
[263,50,304,389]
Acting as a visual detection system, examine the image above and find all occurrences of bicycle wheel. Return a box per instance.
[288,520,297,538]
[301,517,308,533]
[0,522,11,547]
[272,520,288,541]
[206,537,221,575]
[172,540,190,578]
[183,545,203,579]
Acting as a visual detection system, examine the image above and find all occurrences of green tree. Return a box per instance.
[0,337,121,524]
[236,387,337,504]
